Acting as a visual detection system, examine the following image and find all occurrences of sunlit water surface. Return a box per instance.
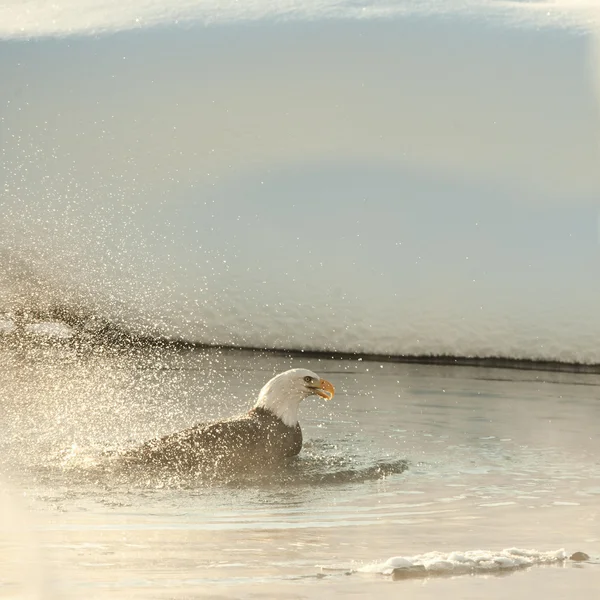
[0,344,599,598]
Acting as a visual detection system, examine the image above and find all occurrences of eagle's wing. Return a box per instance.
[120,414,267,470]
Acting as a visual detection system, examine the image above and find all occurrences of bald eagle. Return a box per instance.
[120,368,335,473]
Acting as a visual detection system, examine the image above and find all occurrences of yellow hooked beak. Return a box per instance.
[315,378,335,401]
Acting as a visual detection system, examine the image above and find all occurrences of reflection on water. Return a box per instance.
[0,342,599,598]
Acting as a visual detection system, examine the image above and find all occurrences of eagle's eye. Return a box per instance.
[303,375,313,384]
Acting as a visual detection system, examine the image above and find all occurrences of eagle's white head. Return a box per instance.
[254,368,335,427]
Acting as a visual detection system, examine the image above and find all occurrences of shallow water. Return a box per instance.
[1,344,599,598]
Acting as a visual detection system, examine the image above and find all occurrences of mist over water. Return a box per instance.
[2,2,600,364]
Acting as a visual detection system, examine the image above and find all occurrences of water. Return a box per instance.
[1,342,598,598]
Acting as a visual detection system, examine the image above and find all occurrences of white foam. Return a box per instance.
[359,547,568,576]
[24,322,73,339]
[0,319,15,333]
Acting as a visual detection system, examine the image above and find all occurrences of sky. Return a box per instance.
[1,0,600,37]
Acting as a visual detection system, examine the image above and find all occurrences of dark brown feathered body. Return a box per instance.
[120,407,302,473]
